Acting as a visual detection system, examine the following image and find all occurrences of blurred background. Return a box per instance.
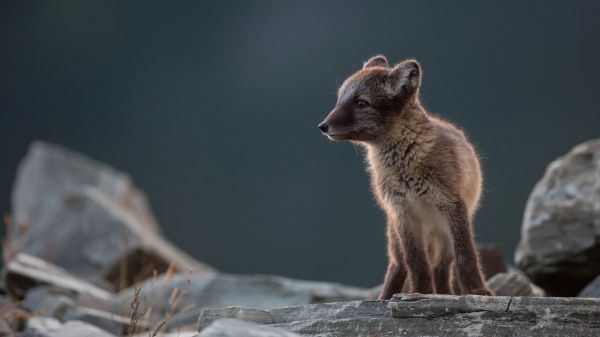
[1,1,599,288]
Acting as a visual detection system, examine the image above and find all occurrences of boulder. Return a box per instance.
[23,318,116,337]
[515,139,600,296]
[9,141,160,244]
[198,294,600,337]
[119,272,369,330]
[8,141,215,288]
[486,270,545,297]
[579,274,600,298]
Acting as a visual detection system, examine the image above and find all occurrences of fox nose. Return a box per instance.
[318,122,329,133]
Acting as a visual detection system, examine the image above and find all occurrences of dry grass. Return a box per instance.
[127,285,143,336]
[2,212,198,336]
[124,265,195,336]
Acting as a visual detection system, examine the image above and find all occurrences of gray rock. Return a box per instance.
[8,141,215,288]
[22,285,136,335]
[579,274,600,297]
[198,294,600,337]
[4,253,114,300]
[63,306,133,336]
[0,295,27,335]
[119,273,369,330]
[515,139,600,296]
[24,318,116,337]
[486,270,545,297]
[24,317,63,335]
[199,319,301,337]
[10,141,160,244]
[23,286,75,319]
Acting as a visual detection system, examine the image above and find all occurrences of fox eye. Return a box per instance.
[355,99,369,108]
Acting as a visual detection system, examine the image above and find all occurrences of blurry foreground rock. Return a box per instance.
[23,317,116,337]
[7,141,214,289]
[3,254,135,334]
[3,253,113,300]
[117,272,369,329]
[198,293,600,337]
[515,139,600,296]
[0,294,27,335]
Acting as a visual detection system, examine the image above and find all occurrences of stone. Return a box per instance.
[21,285,140,335]
[197,294,600,337]
[3,253,114,300]
[515,139,600,296]
[24,317,63,334]
[119,272,369,330]
[24,318,117,337]
[0,294,27,335]
[8,141,215,288]
[579,274,600,298]
[486,270,545,297]
[23,286,74,319]
[9,141,160,245]
[199,319,302,337]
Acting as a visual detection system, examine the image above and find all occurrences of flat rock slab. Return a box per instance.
[198,294,600,337]
[3,253,114,300]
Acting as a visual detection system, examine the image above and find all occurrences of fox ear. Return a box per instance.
[388,59,421,97]
[363,55,389,69]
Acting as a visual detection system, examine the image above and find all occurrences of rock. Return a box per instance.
[8,141,215,288]
[62,306,132,336]
[9,141,160,245]
[119,272,369,330]
[199,319,302,337]
[579,274,600,297]
[477,243,508,279]
[3,253,114,300]
[23,286,74,318]
[24,317,63,334]
[485,270,545,296]
[22,285,140,335]
[197,294,600,337]
[515,139,600,296]
[0,294,27,335]
[24,318,117,337]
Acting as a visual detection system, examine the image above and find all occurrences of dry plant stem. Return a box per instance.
[127,285,142,337]
[149,319,166,337]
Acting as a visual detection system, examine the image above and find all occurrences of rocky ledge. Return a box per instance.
[2,140,600,337]
[197,294,600,337]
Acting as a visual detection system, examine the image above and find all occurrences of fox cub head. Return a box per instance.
[319,55,422,142]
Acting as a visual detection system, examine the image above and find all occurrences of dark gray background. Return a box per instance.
[1,1,599,288]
